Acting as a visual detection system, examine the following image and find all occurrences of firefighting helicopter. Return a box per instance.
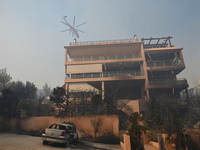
[61,16,86,38]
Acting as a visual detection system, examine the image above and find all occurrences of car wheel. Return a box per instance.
[64,139,70,147]
[43,141,48,145]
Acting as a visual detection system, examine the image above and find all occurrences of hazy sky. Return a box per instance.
[0,0,200,89]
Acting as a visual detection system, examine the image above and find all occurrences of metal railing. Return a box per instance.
[103,70,144,77]
[146,60,182,67]
[70,38,135,45]
[143,43,169,49]
[149,78,187,85]
[70,73,102,79]
[66,70,144,79]
[67,53,142,62]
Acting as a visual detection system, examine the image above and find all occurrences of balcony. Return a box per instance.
[67,53,142,62]
[146,60,182,67]
[103,70,144,77]
[66,70,144,79]
[149,78,188,86]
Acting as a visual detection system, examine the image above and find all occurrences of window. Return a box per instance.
[72,127,76,133]
[117,55,124,59]
[109,55,116,59]
[59,125,66,130]
[125,54,133,59]
[104,56,109,60]
[92,73,101,78]
[92,56,100,60]
[84,73,91,78]
[74,57,83,61]
[68,126,73,132]
[76,74,83,78]
[49,124,56,129]
[71,74,76,79]
[84,56,91,61]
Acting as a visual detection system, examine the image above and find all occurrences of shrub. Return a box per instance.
[27,129,42,136]
[186,129,200,150]
[97,133,120,144]
[145,130,158,142]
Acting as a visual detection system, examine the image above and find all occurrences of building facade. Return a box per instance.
[63,37,188,113]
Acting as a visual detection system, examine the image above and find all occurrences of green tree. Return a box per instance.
[0,81,37,118]
[50,87,68,116]
[0,68,12,91]
[43,83,51,98]
[104,83,119,114]
[0,88,18,118]
[128,112,149,150]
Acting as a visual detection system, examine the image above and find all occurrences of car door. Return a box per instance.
[68,126,74,142]
[72,127,78,140]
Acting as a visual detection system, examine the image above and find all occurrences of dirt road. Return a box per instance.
[0,133,121,150]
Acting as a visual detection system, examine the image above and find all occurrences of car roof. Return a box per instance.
[54,123,74,127]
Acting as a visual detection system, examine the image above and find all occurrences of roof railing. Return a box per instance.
[70,38,135,45]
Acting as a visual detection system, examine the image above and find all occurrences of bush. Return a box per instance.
[186,129,200,150]
[145,130,158,142]
[27,129,42,136]
[97,133,120,144]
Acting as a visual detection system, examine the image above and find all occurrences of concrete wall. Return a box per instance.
[0,115,119,138]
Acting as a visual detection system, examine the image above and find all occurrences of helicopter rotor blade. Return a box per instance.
[77,29,85,33]
[76,22,86,28]
[61,29,70,32]
[73,16,75,27]
[61,21,69,26]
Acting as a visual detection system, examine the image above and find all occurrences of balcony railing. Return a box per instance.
[143,43,169,49]
[66,70,144,79]
[146,60,182,67]
[103,70,144,77]
[149,78,187,85]
[67,53,142,62]
[70,38,135,45]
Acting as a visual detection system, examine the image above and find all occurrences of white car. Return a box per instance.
[42,123,78,147]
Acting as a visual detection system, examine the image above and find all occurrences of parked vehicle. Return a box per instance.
[41,122,78,147]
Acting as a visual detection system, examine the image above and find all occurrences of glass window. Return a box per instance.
[59,125,66,130]
[164,60,172,66]
[75,57,83,61]
[84,56,91,61]
[49,124,56,129]
[155,61,163,66]
[125,54,133,59]
[76,74,83,78]
[71,74,76,79]
[110,72,117,77]
[72,127,75,133]
[117,55,124,59]
[68,126,73,132]
[134,54,140,58]
[103,72,109,77]
[92,56,100,60]
[104,56,109,60]
[84,73,91,78]
[92,73,101,78]
[147,62,155,67]
[109,55,116,59]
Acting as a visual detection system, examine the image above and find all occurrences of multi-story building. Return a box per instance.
[63,36,189,113]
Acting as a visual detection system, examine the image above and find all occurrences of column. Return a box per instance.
[102,81,104,100]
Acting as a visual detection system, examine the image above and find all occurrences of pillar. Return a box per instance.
[102,81,104,100]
